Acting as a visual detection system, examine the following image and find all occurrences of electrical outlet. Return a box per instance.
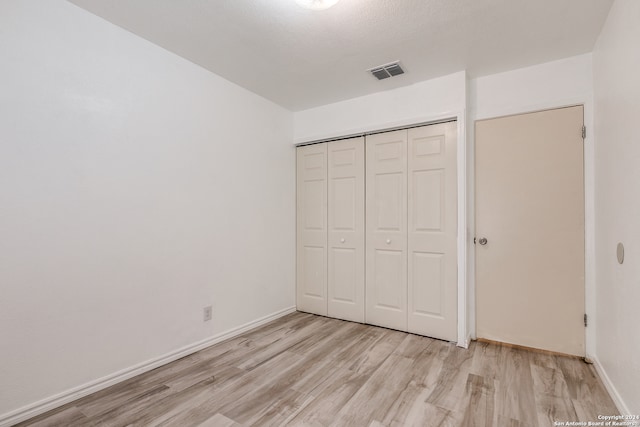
[203,306,212,322]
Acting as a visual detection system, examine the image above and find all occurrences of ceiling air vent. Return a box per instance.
[369,61,405,80]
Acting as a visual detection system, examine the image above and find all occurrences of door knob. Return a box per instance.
[478,237,488,245]
[386,239,392,244]
[340,238,345,243]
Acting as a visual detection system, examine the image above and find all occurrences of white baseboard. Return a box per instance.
[0,306,296,427]
[592,355,631,414]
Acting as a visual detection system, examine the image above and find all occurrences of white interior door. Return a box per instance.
[407,122,457,340]
[475,106,585,356]
[328,137,365,322]
[365,130,408,331]
[296,144,327,316]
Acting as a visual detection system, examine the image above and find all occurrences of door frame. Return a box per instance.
[470,99,595,359]
[296,110,469,348]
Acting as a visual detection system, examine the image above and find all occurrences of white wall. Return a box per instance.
[0,1,294,423]
[470,54,596,359]
[293,72,467,144]
[471,54,594,120]
[593,0,640,414]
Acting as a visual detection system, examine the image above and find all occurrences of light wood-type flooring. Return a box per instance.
[18,312,618,427]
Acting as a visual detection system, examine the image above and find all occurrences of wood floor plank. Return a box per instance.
[247,389,315,426]
[147,351,305,426]
[379,382,435,427]
[554,357,619,419]
[555,356,618,409]
[71,353,203,418]
[470,340,500,380]
[17,313,619,427]
[496,414,537,427]
[15,406,94,427]
[377,338,446,427]
[330,353,417,425]
[424,343,475,412]
[494,345,538,425]
[458,373,497,427]
[236,316,330,371]
[530,364,578,426]
[329,334,435,426]
[285,367,369,426]
[344,328,407,377]
[230,387,312,426]
[528,350,561,370]
[222,322,376,424]
[196,413,242,427]
[389,402,460,427]
[97,378,215,426]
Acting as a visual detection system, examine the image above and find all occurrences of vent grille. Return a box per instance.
[369,61,405,80]
[371,68,391,80]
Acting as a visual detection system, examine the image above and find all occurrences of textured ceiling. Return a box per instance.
[68,0,613,111]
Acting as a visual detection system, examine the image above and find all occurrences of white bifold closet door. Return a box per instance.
[365,122,457,341]
[297,138,365,321]
[297,122,456,341]
[407,122,457,341]
[296,143,328,316]
[365,130,408,331]
[328,137,365,322]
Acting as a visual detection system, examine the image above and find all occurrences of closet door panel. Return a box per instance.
[297,144,327,316]
[365,130,408,331]
[408,122,457,340]
[328,137,364,322]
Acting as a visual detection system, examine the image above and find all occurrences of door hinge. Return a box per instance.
[582,126,586,139]
[584,313,588,327]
